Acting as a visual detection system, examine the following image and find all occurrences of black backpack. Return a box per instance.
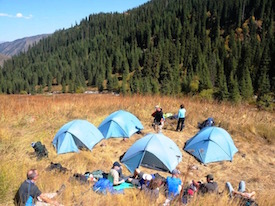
[46,162,69,173]
[32,141,48,159]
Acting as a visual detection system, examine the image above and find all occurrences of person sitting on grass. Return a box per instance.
[108,161,126,186]
[192,174,218,194]
[142,177,163,201]
[226,180,257,205]
[163,169,182,205]
[14,169,64,206]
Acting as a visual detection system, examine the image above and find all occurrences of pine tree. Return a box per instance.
[215,59,229,100]
[239,66,253,100]
[229,72,241,103]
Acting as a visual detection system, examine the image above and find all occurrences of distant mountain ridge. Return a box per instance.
[0,34,51,56]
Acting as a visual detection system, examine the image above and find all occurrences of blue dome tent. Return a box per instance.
[184,126,238,164]
[98,110,144,139]
[121,133,182,173]
[52,119,104,154]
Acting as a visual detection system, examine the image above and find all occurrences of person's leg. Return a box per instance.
[180,118,184,131]
[154,121,158,132]
[176,120,180,131]
[37,193,57,205]
[158,122,163,133]
[226,182,234,198]
[238,181,245,193]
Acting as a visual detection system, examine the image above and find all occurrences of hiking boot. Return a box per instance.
[56,184,66,195]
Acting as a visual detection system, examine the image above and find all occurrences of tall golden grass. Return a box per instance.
[0,94,274,206]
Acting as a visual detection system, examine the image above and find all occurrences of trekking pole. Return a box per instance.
[81,186,93,195]
[178,157,191,206]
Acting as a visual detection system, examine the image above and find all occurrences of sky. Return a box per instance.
[0,0,149,42]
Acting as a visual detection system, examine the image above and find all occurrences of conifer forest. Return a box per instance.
[0,0,274,104]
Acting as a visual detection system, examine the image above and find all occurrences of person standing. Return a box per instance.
[176,104,186,132]
[152,105,164,133]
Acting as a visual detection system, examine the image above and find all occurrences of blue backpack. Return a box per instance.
[92,178,124,195]
[198,117,215,129]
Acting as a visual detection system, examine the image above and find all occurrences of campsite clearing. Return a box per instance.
[0,94,274,205]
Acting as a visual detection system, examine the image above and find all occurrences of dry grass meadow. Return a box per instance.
[0,94,274,206]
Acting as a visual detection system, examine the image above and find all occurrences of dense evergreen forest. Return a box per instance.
[0,0,274,105]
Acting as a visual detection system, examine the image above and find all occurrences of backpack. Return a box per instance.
[46,162,69,173]
[198,118,215,130]
[72,173,89,184]
[32,141,48,159]
[92,178,113,195]
[90,170,107,180]
[92,178,124,195]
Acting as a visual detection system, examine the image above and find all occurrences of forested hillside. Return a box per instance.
[0,0,274,104]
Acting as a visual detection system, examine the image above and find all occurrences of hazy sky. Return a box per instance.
[0,0,149,42]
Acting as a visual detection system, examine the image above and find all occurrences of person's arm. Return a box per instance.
[112,170,125,185]
[233,190,256,199]
[39,193,60,206]
[192,180,200,188]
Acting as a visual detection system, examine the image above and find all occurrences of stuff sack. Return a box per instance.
[31,141,48,159]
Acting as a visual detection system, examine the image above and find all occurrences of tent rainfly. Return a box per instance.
[98,110,144,139]
[52,119,104,154]
[184,126,238,164]
[121,133,182,173]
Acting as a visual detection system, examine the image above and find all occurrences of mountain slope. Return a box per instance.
[0,0,274,103]
[0,34,50,56]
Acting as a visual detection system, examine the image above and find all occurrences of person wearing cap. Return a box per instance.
[165,169,182,200]
[193,174,218,194]
[152,105,164,133]
[14,169,63,206]
[107,161,125,186]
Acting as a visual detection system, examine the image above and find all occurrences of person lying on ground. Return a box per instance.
[192,174,218,194]
[108,161,126,186]
[127,168,153,189]
[14,169,63,206]
[226,180,256,199]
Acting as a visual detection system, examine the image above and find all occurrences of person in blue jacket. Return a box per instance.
[176,104,186,131]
